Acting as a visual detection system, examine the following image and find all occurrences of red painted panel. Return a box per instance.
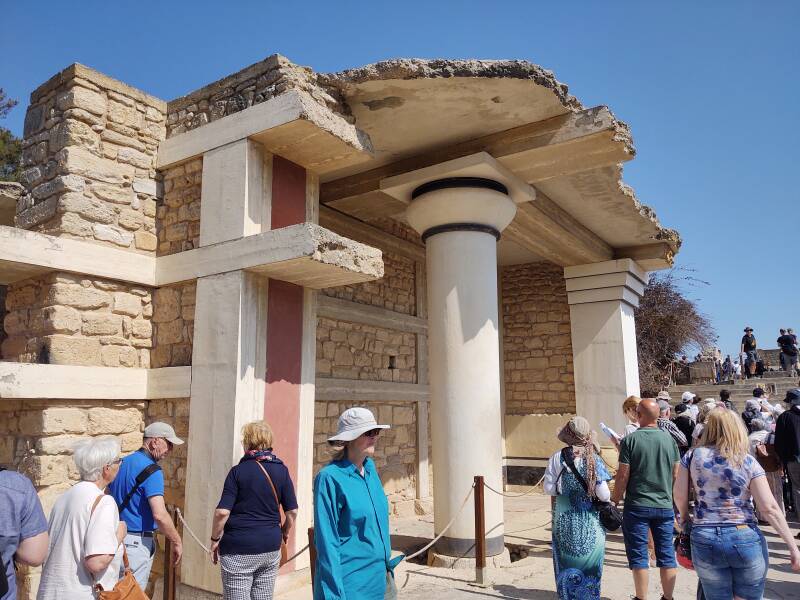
[271,155,307,229]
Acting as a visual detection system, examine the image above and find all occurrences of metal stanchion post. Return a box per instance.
[308,527,316,591]
[474,475,486,586]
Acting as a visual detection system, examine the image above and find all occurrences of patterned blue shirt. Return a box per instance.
[313,458,400,600]
[681,447,765,525]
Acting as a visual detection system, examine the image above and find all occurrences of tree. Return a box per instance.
[0,88,21,182]
[635,268,716,395]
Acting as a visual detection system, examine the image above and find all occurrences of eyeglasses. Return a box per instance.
[362,429,381,438]
[107,458,122,466]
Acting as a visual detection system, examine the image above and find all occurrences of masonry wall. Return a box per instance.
[501,261,576,414]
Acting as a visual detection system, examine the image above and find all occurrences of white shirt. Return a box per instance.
[688,404,700,422]
[37,481,123,599]
[623,422,640,437]
[543,450,611,502]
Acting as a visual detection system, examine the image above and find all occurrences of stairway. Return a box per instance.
[667,375,798,411]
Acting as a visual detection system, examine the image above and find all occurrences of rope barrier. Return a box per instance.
[483,473,546,497]
[402,482,475,561]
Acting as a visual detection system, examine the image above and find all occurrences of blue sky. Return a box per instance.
[2,1,798,357]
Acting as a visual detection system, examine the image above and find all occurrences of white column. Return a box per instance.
[406,181,516,558]
[564,259,647,436]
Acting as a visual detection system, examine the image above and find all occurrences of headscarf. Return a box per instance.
[557,416,599,498]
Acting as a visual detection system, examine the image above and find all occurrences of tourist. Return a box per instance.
[674,409,800,600]
[672,403,695,455]
[108,422,184,590]
[748,419,785,521]
[313,408,399,600]
[0,470,48,599]
[722,355,733,379]
[543,416,612,599]
[741,327,758,378]
[37,438,127,599]
[656,399,688,452]
[734,359,742,379]
[719,388,733,410]
[680,391,698,421]
[623,396,642,437]
[778,328,798,374]
[742,397,762,433]
[692,400,718,446]
[210,421,298,600]
[775,388,800,530]
[611,399,680,600]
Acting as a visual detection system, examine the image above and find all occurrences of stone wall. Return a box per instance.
[316,317,416,383]
[150,283,196,368]
[158,159,202,256]
[0,398,145,596]
[313,400,422,516]
[166,54,347,137]
[2,272,152,367]
[18,64,164,253]
[501,262,576,414]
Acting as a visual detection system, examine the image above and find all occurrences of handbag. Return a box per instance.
[674,450,694,570]
[560,447,623,531]
[88,495,149,599]
[254,461,289,566]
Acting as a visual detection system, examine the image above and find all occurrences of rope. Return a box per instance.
[483,473,546,497]
[402,483,475,561]
[175,508,211,554]
[174,508,311,561]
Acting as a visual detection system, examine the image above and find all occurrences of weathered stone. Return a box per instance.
[46,283,110,309]
[82,312,123,336]
[35,434,84,455]
[87,407,142,434]
[117,147,152,169]
[152,287,180,322]
[21,455,73,486]
[130,318,153,339]
[58,192,116,224]
[156,319,183,345]
[32,174,85,201]
[93,224,133,247]
[40,407,88,434]
[49,119,101,153]
[57,146,133,184]
[91,184,135,205]
[100,127,145,151]
[112,292,141,317]
[117,208,142,230]
[44,334,102,365]
[134,230,157,251]
[108,100,141,128]
[63,107,104,127]
[42,305,82,334]
[56,86,106,116]
[132,178,157,196]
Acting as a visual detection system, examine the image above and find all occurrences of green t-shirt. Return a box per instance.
[619,427,680,509]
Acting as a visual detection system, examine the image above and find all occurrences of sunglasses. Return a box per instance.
[362,429,381,438]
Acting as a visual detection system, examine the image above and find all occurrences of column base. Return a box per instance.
[433,534,506,558]
[427,547,511,569]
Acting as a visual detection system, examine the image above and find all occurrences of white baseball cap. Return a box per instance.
[681,391,696,402]
[328,407,390,443]
[143,422,184,445]
[657,391,672,401]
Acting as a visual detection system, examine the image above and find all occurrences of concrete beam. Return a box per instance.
[317,294,427,335]
[0,225,155,286]
[320,106,630,207]
[614,242,675,271]
[156,222,383,289]
[0,364,190,400]
[315,378,429,403]
[157,89,373,175]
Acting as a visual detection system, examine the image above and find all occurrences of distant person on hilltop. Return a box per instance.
[778,328,798,375]
[741,327,758,378]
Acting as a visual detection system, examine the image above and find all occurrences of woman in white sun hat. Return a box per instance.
[313,407,401,600]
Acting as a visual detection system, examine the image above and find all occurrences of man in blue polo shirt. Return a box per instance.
[109,422,183,590]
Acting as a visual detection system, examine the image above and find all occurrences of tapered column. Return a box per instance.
[564,259,647,436]
[406,179,516,557]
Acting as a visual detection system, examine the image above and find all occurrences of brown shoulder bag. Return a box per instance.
[254,461,289,566]
[89,495,149,599]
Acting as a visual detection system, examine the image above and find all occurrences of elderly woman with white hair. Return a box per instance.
[37,438,127,599]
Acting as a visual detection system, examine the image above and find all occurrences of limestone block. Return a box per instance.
[112,292,142,317]
[100,344,139,367]
[92,184,135,205]
[59,192,116,224]
[38,482,73,515]
[108,100,141,128]
[156,320,183,345]
[132,178,157,196]
[129,318,153,339]
[49,119,101,154]
[101,127,146,151]
[46,283,110,310]
[0,437,15,463]
[56,86,106,116]
[35,434,84,455]
[88,407,142,435]
[44,334,102,365]
[93,224,134,247]
[393,406,414,426]
[58,212,94,237]
[118,208,142,230]
[57,146,133,185]
[333,347,354,366]
[32,174,85,201]
[117,147,152,170]
[82,312,123,336]
[39,407,88,435]
[152,288,180,322]
[120,430,144,452]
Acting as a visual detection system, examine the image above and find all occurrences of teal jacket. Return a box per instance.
[313,458,401,599]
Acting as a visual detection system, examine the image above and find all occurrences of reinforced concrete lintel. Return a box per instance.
[0,364,191,400]
[157,89,373,175]
[0,223,383,290]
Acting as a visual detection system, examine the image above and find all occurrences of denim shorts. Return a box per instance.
[621,505,677,569]
[691,524,768,600]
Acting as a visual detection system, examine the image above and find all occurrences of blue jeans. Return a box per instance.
[621,505,677,569]
[691,524,768,600]
[122,533,155,591]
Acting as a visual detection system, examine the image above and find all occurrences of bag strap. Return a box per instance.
[254,460,281,507]
[560,447,591,495]
[118,462,161,513]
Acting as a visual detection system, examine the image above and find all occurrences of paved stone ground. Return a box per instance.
[282,493,799,599]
